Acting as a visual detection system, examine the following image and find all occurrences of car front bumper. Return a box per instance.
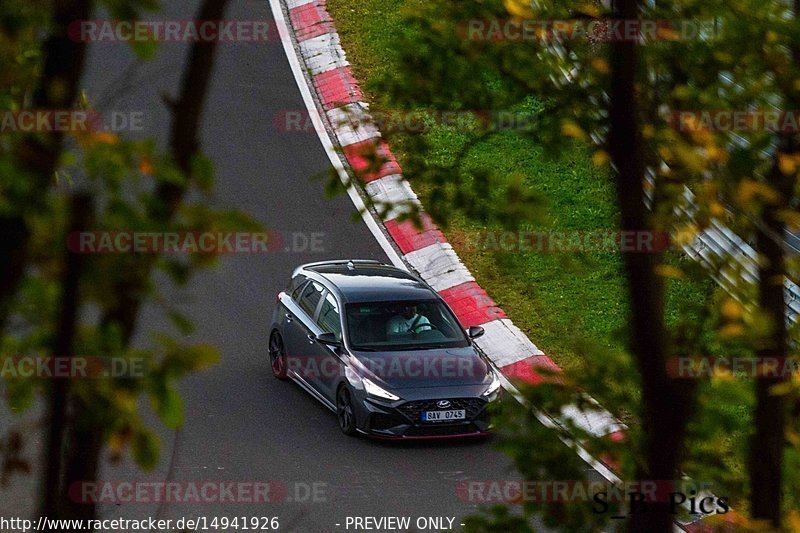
[357,394,497,439]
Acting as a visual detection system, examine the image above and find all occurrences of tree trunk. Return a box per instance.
[748,178,791,526]
[746,2,798,526]
[0,0,91,332]
[609,1,695,531]
[58,0,230,522]
[40,194,92,520]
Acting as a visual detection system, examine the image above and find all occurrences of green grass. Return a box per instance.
[325,0,759,508]
[326,0,714,377]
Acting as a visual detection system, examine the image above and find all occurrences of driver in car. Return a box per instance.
[386,304,432,336]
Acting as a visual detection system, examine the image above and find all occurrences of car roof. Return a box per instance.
[297,260,438,303]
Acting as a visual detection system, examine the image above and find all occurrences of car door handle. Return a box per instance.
[285,313,294,322]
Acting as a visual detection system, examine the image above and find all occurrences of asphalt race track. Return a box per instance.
[0,1,544,531]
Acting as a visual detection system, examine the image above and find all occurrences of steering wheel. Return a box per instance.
[411,322,438,334]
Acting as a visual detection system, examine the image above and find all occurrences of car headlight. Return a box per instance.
[363,378,400,401]
[482,371,502,397]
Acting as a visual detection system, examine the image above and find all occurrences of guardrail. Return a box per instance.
[648,177,800,325]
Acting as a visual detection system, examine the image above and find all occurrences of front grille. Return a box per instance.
[397,398,487,422]
[404,423,481,437]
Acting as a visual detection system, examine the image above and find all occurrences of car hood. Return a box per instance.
[350,346,489,390]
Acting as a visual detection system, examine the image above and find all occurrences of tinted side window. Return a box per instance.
[290,275,308,301]
[298,281,324,317]
[317,291,342,336]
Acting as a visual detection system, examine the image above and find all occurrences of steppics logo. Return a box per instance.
[67,231,325,254]
[68,19,279,43]
[0,110,144,134]
[70,480,327,504]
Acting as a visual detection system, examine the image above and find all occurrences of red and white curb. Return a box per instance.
[269,1,727,529]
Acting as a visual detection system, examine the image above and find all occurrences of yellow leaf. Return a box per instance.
[720,298,743,320]
[779,153,797,176]
[736,179,758,205]
[674,145,707,173]
[576,3,601,17]
[109,432,127,453]
[642,124,655,138]
[777,209,800,230]
[656,26,679,41]
[689,127,713,146]
[671,224,699,247]
[709,201,725,218]
[788,510,800,533]
[718,323,744,338]
[503,0,534,19]
[706,145,728,164]
[93,132,119,145]
[755,182,780,203]
[561,121,587,141]
[654,264,685,279]
[590,57,610,75]
[710,367,735,382]
[115,391,137,414]
[592,150,609,167]
[769,381,794,396]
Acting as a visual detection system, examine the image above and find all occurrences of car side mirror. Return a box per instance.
[316,332,342,346]
[468,326,485,339]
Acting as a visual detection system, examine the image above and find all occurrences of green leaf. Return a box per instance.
[154,385,184,429]
[168,310,196,335]
[132,428,160,471]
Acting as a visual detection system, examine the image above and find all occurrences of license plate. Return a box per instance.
[422,409,466,422]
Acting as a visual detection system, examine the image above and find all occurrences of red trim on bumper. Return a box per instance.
[366,431,491,441]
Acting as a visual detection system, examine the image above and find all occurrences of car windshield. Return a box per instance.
[345,299,470,351]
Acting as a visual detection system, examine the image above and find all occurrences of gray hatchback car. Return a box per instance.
[269,260,502,439]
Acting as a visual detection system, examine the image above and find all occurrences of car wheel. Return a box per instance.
[269,331,288,380]
[336,386,358,436]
